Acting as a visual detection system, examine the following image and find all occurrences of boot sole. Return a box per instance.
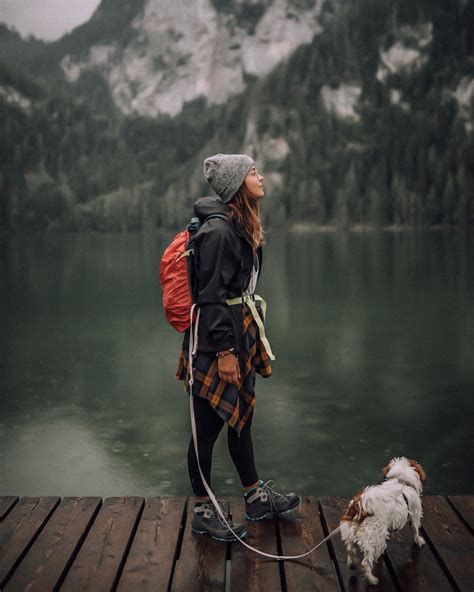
[245,498,301,521]
[192,527,247,542]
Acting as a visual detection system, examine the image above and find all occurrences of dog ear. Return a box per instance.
[408,458,427,482]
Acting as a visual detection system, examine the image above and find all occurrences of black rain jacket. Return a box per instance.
[182,195,263,355]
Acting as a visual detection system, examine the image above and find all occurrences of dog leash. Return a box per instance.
[187,303,341,559]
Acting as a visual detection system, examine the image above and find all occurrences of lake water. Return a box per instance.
[0,229,472,498]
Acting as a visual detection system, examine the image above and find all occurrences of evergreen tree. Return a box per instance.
[425,184,440,225]
[368,187,385,227]
[454,166,469,226]
[391,174,410,225]
[308,178,327,223]
[334,162,357,228]
[334,187,350,229]
[442,173,456,225]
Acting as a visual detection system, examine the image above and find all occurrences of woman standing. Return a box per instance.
[176,153,300,542]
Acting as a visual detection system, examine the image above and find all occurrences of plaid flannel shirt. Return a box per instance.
[176,304,272,436]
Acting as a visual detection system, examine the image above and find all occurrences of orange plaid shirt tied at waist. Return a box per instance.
[176,299,273,436]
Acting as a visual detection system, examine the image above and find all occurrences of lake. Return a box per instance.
[0,228,472,498]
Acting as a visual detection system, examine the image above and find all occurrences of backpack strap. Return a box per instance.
[186,213,229,234]
[186,212,231,303]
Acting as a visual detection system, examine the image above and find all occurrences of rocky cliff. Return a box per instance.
[59,0,336,116]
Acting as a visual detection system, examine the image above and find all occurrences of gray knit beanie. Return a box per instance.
[203,153,254,203]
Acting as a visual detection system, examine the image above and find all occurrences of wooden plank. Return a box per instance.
[0,494,471,592]
[0,497,18,521]
[385,521,453,591]
[0,496,60,589]
[447,495,474,534]
[319,496,397,591]
[421,495,474,591]
[4,497,101,592]
[172,496,227,591]
[116,497,186,592]
[278,496,339,591]
[228,496,282,592]
[60,496,144,592]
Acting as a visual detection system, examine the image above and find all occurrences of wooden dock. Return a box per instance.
[0,495,472,591]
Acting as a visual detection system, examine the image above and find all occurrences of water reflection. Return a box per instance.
[0,229,472,497]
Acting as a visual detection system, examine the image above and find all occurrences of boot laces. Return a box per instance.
[205,499,231,528]
[260,480,290,510]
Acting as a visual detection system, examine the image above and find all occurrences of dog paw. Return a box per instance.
[367,575,379,586]
[415,536,426,547]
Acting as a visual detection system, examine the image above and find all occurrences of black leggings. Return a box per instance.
[187,395,259,496]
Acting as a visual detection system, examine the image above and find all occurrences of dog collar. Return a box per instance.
[398,479,420,493]
[387,476,419,490]
[387,477,421,500]
[386,479,411,509]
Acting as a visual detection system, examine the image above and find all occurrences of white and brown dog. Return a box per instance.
[340,457,427,585]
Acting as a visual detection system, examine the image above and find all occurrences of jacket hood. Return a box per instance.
[194,196,229,221]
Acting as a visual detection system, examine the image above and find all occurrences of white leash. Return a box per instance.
[187,303,341,559]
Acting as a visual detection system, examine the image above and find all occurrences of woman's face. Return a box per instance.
[244,165,264,199]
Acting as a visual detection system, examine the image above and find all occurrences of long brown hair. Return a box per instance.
[227,184,266,255]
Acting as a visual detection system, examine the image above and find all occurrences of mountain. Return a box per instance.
[0,24,46,68]
[0,0,472,231]
[157,0,474,228]
[57,0,337,117]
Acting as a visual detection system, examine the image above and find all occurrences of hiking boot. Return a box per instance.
[191,499,247,542]
[244,479,301,521]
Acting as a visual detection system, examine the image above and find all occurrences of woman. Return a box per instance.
[176,153,300,542]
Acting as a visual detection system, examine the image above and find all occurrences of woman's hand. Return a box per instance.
[217,354,241,385]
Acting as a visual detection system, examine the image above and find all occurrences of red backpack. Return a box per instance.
[159,214,228,332]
